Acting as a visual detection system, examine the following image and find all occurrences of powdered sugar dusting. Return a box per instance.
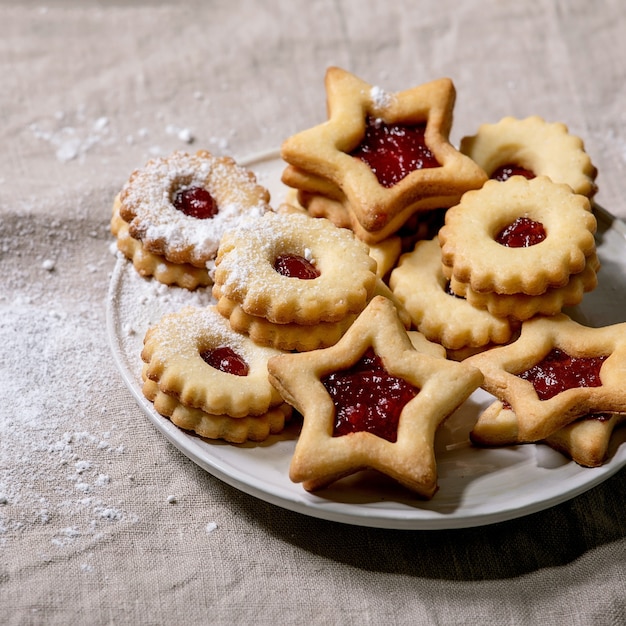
[0,298,138,548]
[29,108,113,163]
[370,85,394,111]
[121,151,272,266]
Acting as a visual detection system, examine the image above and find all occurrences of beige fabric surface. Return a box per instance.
[2,1,626,624]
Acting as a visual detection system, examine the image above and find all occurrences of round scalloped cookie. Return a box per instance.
[459,115,597,198]
[438,176,597,296]
[212,212,378,325]
[216,296,358,352]
[142,305,284,418]
[142,375,291,444]
[119,150,272,268]
[449,252,600,321]
[389,239,516,351]
[110,195,211,290]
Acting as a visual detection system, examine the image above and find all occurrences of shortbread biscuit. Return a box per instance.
[544,412,626,467]
[281,166,346,203]
[216,278,409,352]
[281,67,487,244]
[460,115,597,197]
[368,236,403,279]
[119,150,271,267]
[466,313,626,442]
[389,239,517,350]
[212,211,378,325]
[439,176,596,295]
[142,375,291,444]
[267,296,483,498]
[216,295,358,352]
[111,195,212,289]
[448,252,600,321]
[295,189,354,229]
[470,400,626,467]
[142,305,284,418]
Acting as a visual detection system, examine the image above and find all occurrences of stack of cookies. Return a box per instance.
[211,211,380,352]
[280,66,488,247]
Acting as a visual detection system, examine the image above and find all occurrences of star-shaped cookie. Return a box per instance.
[470,400,626,467]
[280,67,487,244]
[466,313,626,443]
[267,296,483,498]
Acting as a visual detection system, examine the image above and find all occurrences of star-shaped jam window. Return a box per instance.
[280,67,487,244]
[466,313,626,444]
[267,296,483,499]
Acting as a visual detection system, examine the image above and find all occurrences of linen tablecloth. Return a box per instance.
[2,1,626,624]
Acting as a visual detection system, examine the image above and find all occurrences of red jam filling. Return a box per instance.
[518,347,606,401]
[173,186,218,219]
[322,348,418,443]
[491,164,536,182]
[200,346,249,376]
[351,117,440,188]
[496,217,546,247]
[273,253,320,279]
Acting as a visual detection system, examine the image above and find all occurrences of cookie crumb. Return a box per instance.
[206,521,218,533]
[42,259,56,271]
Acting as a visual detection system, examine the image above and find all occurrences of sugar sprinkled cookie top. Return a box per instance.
[119,150,272,268]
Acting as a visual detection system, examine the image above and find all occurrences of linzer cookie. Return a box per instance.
[118,149,272,269]
[469,400,626,468]
[438,176,597,301]
[212,211,383,351]
[466,313,626,443]
[142,373,291,444]
[447,252,600,321]
[142,305,286,423]
[543,413,626,467]
[389,238,517,353]
[215,295,358,353]
[460,115,598,198]
[111,195,212,290]
[267,296,483,498]
[281,67,487,244]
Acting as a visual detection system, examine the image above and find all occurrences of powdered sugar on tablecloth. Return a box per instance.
[0,296,137,548]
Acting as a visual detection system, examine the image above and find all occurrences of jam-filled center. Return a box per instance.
[490,163,536,182]
[351,117,440,188]
[322,348,418,443]
[273,253,320,279]
[173,186,218,219]
[518,347,606,401]
[200,346,249,376]
[496,216,546,247]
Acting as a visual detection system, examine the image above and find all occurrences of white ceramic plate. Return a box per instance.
[107,150,626,530]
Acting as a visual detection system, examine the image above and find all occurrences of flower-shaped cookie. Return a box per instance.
[438,176,597,295]
[466,313,626,443]
[111,195,211,290]
[142,373,291,444]
[213,211,377,325]
[142,305,285,418]
[460,116,598,198]
[447,252,600,321]
[267,296,483,498]
[281,67,487,244]
[119,150,271,267]
[389,238,517,351]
